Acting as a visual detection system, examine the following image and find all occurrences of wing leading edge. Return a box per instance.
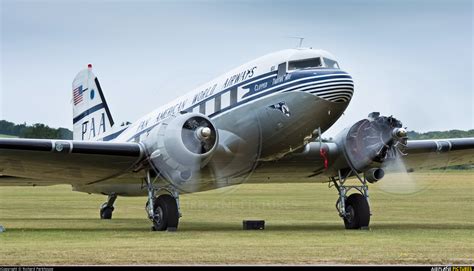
[402,138,474,171]
[0,138,144,186]
[251,137,474,183]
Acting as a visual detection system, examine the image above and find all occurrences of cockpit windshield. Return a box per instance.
[288,57,340,70]
[288,58,322,70]
[323,58,340,69]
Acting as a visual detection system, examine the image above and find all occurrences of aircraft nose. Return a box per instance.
[305,70,354,103]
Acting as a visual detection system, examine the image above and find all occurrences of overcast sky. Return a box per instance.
[1,0,472,137]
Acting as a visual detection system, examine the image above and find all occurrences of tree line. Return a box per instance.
[1,119,473,141]
[0,120,73,139]
[407,129,474,140]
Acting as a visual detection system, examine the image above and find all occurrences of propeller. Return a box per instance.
[343,113,406,172]
[377,139,451,195]
[144,110,263,195]
[334,112,429,194]
[378,154,420,195]
[370,117,447,195]
[206,108,263,195]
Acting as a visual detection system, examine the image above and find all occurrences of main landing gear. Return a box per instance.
[330,169,371,230]
[100,193,117,219]
[144,171,181,231]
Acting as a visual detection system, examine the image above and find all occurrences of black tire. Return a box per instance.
[100,206,114,219]
[152,194,179,231]
[343,193,370,229]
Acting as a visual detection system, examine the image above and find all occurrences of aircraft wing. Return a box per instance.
[0,138,144,186]
[401,138,474,171]
[252,137,474,183]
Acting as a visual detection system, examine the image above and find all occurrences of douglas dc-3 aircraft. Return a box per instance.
[1,48,473,231]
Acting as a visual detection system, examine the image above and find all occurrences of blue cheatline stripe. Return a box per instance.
[303,86,354,94]
[205,74,352,118]
[101,127,128,141]
[294,83,354,93]
[240,74,352,102]
[196,74,351,116]
[125,70,351,141]
[194,70,278,106]
[73,103,105,124]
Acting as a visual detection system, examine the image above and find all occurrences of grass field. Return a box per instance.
[0,171,473,265]
[0,134,17,138]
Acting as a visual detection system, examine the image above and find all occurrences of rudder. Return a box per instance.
[72,64,114,141]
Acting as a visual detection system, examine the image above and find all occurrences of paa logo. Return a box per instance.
[81,112,106,140]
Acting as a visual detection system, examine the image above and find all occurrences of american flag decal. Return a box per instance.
[73,85,84,105]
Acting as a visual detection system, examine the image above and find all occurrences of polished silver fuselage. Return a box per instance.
[73,68,353,196]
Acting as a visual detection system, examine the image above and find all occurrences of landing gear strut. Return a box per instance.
[144,171,180,231]
[330,169,371,229]
[100,193,117,219]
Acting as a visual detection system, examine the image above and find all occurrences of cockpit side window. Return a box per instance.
[277,62,287,77]
[323,58,340,69]
[288,57,322,71]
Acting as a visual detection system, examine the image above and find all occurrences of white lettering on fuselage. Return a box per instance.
[223,66,257,88]
[272,73,292,85]
[254,82,268,92]
[192,84,217,104]
[155,100,187,123]
[135,100,188,133]
[130,66,269,136]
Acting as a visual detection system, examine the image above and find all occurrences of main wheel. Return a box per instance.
[151,194,179,231]
[343,193,370,229]
[100,203,114,219]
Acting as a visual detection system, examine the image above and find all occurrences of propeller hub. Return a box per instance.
[197,127,212,140]
[393,127,407,138]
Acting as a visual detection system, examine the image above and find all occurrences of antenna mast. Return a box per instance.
[288,36,305,48]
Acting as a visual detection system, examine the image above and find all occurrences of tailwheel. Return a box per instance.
[100,194,117,220]
[100,204,114,219]
[151,194,179,231]
[343,193,370,229]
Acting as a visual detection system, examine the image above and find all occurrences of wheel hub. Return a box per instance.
[345,205,354,224]
[154,206,164,225]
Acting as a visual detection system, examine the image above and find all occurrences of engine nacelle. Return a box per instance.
[143,113,218,185]
[328,112,407,173]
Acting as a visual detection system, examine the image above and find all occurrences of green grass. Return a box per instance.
[0,172,473,265]
[0,134,17,138]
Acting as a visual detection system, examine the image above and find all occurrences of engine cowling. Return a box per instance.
[333,112,407,172]
[142,113,218,185]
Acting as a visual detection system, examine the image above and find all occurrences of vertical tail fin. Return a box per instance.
[72,64,114,141]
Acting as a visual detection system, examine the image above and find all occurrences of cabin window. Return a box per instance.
[323,58,340,69]
[221,91,231,109]
[288,57,322,71]
[277,63,287,77]
[205,100,215,115]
